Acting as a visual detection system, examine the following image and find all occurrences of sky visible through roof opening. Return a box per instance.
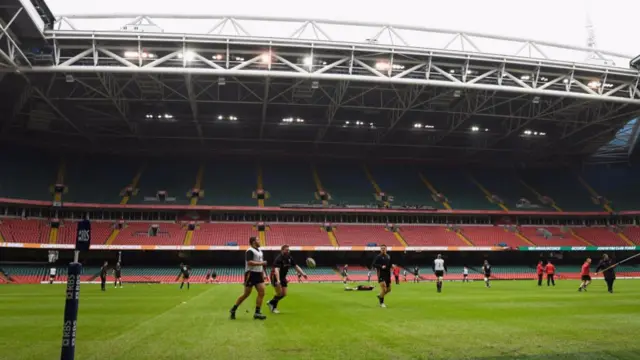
[47,0,640,56]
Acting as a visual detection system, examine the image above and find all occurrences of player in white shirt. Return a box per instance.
[49,267,57,284]
[463,266,469,283]
[230,236,268,320]
[432,254,447,293]
[367,269,372,283]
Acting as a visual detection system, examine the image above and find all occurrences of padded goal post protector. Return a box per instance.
[60,262,81,360]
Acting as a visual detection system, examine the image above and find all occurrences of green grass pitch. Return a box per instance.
[1,280,640,360]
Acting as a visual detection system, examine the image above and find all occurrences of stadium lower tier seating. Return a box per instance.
[1,265,639,284]
[333,225,398,246]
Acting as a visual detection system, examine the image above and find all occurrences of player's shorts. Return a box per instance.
[434,270,444,278]
[115,272,121,278]
[270,274,288,288]
[484,273,491,279]
[581,275,591,281]
[463,274,468,277]
[244,271,264,287]
[182,274,190,280]
[378,275,391,287]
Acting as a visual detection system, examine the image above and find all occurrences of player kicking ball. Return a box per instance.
[372,244,392,308]
[230,237,268,320]
[267,244,308,314]
[433,254,447,293]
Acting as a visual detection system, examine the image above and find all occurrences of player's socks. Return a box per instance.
[231,305,239,312]
[180,282,184,289]
[187,283,190,289]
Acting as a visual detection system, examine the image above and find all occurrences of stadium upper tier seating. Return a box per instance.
[1,152,640,211]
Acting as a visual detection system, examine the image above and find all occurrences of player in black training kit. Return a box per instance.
[179,263,191,290]
[113,262,123,288]
[413,266,420,283]
[100,261,108,291]
[267,245,308,314]
[482,260,492,288]
[230,237,268,320]
[372,245,392,308]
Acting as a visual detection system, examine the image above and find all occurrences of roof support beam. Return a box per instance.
[185,74,204,143]
[259,77,270,139]
[315,80,349,143]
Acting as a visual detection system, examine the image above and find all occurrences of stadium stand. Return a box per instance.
[470,169,552,211]
[262,160,317,205]
[266,224,331,246]
[581,165,640,211]
[519,169,600,211]
[520,226,587,246]
[64,156,138,204]
[369,164,442,208]
[622,227,640,245]
[461,226,530,247]
[191,223,257,246]
[571,227,629,246]
[332,225,398,246]
[399,226,468,246]
[422,168,500,210]
[0,219,49,243]
[130,160,198,205]
[200,160,256,206]
[112,223,186,245]
[0,151,57,201]
[315,162,374,205]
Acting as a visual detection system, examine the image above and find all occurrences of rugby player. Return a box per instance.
[267,245,308,314]
[372,245,392,308]
[413,266,420,283]
[179,263,191,290]
[230,237,268,320]
[113,262,123,288]
[433,254,447,293]
[481,260,491,288]
[341,264,349,284]
[100,261,108,291]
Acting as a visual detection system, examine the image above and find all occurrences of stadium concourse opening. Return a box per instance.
[2,0,640,359]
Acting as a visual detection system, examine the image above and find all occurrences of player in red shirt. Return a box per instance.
[578,258,592,292]
[536,261,544,286]
[545,261,556,286]
[393,265,401,285]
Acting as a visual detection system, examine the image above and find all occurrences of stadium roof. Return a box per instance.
[0,1,640,165]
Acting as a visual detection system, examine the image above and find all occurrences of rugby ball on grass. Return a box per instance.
[306,258,316,268]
